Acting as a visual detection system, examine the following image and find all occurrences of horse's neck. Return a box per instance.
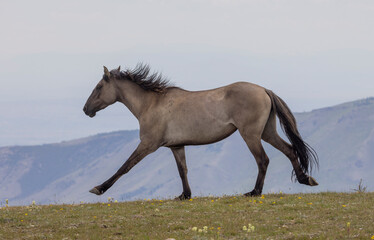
[116,80,153,119]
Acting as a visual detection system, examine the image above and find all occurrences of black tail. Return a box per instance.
[265,89,319,176]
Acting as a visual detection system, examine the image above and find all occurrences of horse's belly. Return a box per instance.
[163,121,237,147]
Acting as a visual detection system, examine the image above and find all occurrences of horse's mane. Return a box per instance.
[115,63,175,93]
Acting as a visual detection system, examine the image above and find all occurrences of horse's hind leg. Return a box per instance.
[262,111,318,185]
[239,133,270,196]
[171,146,191,200]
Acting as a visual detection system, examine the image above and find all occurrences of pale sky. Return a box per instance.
[1,0,374,146]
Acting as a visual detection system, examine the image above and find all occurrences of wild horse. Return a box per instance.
[83,64,318,199]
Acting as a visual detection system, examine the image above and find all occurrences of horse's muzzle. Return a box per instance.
[83,105,96,118]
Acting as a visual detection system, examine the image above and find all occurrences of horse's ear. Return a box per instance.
[117,66,121,72]
[103,66,110,78]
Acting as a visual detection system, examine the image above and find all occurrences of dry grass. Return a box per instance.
[1,192,374,239]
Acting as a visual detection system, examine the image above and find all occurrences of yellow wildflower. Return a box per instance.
[192,227,197,231]
[189,199,193,202]
[6,199,8,205]
[346,222,350,227]
[261,195,265,199]
[114,200,118,203]
[272,201,276,204]
[107,204,111,207]
[217,227,221,230]
[211,200,214,203]
[203,226,208,231]
[298,197,302,199]
[243,226,248,231]
[307,202,313,205]
[25,213,28,216]
[198,229,203,233]
[371,235,374,239]
[248,224,255,232]
[342,205,346,207]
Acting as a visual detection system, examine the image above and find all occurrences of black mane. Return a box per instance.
[115,64,174,93]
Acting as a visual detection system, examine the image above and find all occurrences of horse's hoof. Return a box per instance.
[244,189,261,197]
[308,176,319,186]
[175,192,191,200]
[89,187,103,195]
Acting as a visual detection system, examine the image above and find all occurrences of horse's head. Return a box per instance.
[83,66,120,117]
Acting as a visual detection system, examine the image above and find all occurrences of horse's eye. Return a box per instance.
[96,85,102,90]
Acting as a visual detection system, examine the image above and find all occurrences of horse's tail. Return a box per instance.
[265,89,319,176]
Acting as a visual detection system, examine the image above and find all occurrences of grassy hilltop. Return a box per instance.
[1,192,374,239]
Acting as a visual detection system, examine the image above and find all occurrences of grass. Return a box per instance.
[1,192,374,239]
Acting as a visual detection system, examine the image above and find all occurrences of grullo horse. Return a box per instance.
[83,64,318,199]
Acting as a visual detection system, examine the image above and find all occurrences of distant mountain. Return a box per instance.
[1,98,373,206]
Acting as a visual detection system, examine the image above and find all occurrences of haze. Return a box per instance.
[1,0,373,146]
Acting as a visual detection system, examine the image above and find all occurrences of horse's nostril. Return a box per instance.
[83,105,87,113]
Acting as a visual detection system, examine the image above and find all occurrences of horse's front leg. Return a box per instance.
[89,142,158,195]
[171,146,191,200]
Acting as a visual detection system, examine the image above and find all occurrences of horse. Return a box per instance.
[83,64,318,199]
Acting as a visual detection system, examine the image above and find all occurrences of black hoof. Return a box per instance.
[308,176,319,186]
[175,192,191,200]
[298,175,319,186]
[89,186,104,195]
[244,189,261,197]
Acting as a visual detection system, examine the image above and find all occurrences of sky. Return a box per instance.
[0,0,374,146]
